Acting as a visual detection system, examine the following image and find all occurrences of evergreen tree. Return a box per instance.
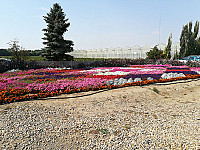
[42,3,74,61]
[164,33,172,59]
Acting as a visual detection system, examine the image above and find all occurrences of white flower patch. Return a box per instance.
[7,69,21,72]
[119,67,141,70]
[161,73,185,79]
[195,71,200,74]
[79,68,113,73]
[95,71,130,75]
[94,69,113,72]
[139,69,156,71]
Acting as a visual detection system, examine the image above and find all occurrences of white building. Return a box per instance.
[67,42,180,59]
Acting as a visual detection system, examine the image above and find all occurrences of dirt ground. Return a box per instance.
[33,78,200,115]
[39,80,200,110]
[2,78,200,117]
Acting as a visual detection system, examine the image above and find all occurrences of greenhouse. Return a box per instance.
[67,42,180,59]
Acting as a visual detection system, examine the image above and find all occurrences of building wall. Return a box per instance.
[67,43,180,59]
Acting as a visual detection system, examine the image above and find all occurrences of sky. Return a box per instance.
[1,0,200,50]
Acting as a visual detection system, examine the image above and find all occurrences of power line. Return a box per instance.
[159,16,161,44]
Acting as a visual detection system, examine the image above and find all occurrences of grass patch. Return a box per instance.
[98,128,109,134]
[74,58,105,61]
[153,87,160,94]
[0,56,46,61]
[4,106,14,110]
[0,56,12,59]
[27,56,46,61]
[110,117,116,121]
[124,125,131,130]
[74,58,126,61]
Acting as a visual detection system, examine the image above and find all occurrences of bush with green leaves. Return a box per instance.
[0,60,41,73]
[146,46,165,60]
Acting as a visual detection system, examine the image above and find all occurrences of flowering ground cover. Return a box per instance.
[1,65,200,104]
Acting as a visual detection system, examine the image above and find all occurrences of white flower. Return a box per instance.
[95,71,130,75]
[79,68,113,73]
[195,71,200,74]
[139,69,156,71]
[120,67,141,70]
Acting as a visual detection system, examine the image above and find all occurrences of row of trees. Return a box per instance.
[147,20,200,60]
[0,49,12,56]
[146,33,174,60]
[0,48,42,56]
[0,40,43,61]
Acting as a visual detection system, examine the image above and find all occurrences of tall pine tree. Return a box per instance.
[42,3,74,61]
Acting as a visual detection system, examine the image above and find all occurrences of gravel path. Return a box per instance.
[0,80,200,149]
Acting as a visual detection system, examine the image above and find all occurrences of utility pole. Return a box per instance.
[159,17,161,45]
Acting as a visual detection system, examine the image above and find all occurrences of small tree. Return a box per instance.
[7,39,20,60]
[42,3,74,61]
[18,49,30,61]
[7,39,29,61]
[146,45,165,60]
[164,33,172,59]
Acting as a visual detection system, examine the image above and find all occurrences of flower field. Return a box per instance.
[1,64,200,104]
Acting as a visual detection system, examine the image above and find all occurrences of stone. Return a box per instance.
[127,78,133,83]
[147,77,153,81]
[161,72,186,79]
[106,79,114,86]
[123,79,127,84]
[114,78,119,86]
[134,78,142,82]
[118,78,124,85]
